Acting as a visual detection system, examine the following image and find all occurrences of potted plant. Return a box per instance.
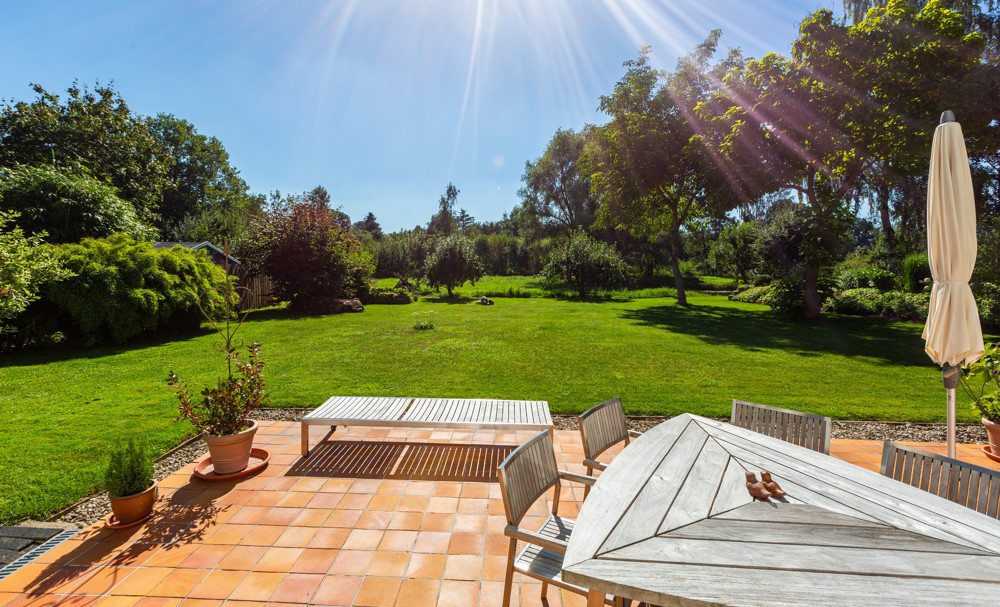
[961,342,1000,454]
[105,437,156,525]
[167,246,270,474]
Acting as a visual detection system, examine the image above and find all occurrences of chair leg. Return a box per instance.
[501,538,517,607]
[541,581,548,598]
[584,467,594,500]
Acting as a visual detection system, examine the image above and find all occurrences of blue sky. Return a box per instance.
[2,0,838,232]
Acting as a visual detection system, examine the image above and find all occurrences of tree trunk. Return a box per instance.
[876,180,899,272]
[803,266,821,319]
[670,226,687,306]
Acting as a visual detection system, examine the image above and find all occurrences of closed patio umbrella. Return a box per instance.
[922,110,984,458]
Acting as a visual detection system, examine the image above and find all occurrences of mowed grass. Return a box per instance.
[0,293,961,523]
[376,274,736,299]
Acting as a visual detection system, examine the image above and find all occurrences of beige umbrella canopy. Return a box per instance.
[922,112,984,457]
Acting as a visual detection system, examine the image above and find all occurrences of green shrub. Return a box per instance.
[361,287,414,305]
[824,288,882,315]
[878,291,927,321]
[977,282,1000,329]
[732,285,773,304]
[763,275,837,316]
[837,267,896,291]
[762,278,806,314]
[20,235,226,345]
[104,437,154,498]
[0,163,156,243]
[540,229,627,297]
[901,252,930,293]
[412,311,436,330]
[0,210,72,332]
[751,274,773,287]
[824,289,928,321]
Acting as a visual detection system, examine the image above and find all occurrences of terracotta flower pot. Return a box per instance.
[203,419,258,474]
[109,480,157,525]
[983,418,1000,456]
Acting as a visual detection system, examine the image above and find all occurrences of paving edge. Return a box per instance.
[0,530,78,582]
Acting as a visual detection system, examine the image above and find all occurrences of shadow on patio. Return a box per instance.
[288,441,515,482]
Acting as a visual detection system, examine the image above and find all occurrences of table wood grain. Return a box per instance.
[562,413,1000,606]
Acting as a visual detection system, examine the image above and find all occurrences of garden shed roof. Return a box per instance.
[151,241,241,266]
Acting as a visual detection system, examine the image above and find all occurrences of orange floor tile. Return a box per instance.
[3,421,998,606]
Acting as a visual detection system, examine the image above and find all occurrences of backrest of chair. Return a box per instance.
[731,399,832,455]
[497,430,559,526]
[578,397,629,461]
[881,440,1000,517]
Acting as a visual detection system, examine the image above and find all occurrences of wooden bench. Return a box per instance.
[301,396,553,455]
[730,399,832,454]
[880,440,1000,517]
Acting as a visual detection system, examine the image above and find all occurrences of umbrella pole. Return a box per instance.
[943,363,961,459]
[947,387,957,458]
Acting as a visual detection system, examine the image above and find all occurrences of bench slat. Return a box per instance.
[302,396,553,454]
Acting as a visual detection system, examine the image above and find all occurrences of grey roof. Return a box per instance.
[151,241,240,265]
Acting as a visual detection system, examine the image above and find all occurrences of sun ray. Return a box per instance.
[451,0,486,174]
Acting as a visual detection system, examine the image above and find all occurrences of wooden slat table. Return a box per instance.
[562,413,1000,607]
[301,396,552,455]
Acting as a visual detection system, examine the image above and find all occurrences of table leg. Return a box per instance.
[587,589,606,607]
[301,422,309,456]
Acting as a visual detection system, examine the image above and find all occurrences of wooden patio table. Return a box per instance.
[562,413,1000,607]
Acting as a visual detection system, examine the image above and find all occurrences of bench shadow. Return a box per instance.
[619,302,933,366]
[288,440,515,483]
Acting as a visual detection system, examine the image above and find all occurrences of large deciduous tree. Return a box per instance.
[146,113,255,242]
[0,82,170,222]
[702,1,993,316]
[587,39,740,306]
[428,183,459,236]
[519,128,599,234]
[844,0,1000,57]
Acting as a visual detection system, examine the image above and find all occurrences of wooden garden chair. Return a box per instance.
[881,440,1000,517]
[730,399,832,454]
[578,397,642,497]
[497,430,624,607]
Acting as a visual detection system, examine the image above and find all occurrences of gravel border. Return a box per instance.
[45,408,987,528]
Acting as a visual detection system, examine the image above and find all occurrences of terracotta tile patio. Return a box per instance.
[2,421,998,607]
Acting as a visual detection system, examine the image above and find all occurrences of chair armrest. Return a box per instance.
[582,458,607,472]
[504,525,568,553]
[558,470,596,486]
[628,430,643,438]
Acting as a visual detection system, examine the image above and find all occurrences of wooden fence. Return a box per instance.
[233,266,275,311]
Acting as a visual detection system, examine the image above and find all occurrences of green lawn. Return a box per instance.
[376,273,736,299]
[0,292,966,523]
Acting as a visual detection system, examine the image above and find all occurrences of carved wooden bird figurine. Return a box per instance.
[760,471,787,498]
[745,471,773,500]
